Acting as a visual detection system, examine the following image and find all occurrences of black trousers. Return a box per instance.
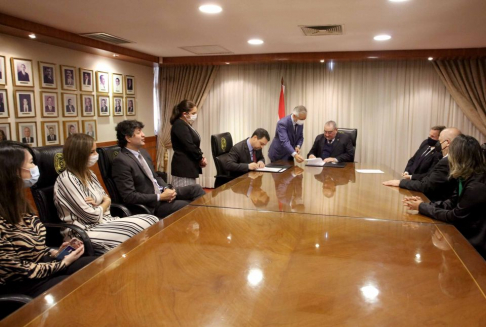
[0,256,97,298]
[154,184,205,219]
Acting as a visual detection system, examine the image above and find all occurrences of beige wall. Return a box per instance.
[0,33,154,145]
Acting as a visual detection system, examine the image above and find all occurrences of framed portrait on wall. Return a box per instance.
[40,92,59,118]
[42,121,61,146]
[126,97,136,116]
[112,73,123,94]
[0,55,6,86]
[38,62,57,89]
[17,121,38,146]
[96,71,109,94]
[0,123,12,141]
[97,95,110,116]
[64,120,79,140]
[81,94,95,117]
[14,90,36,118]
[0,89,9,118]
[82,120,97,141]
[62,93,78,117]
[113,96,124,116]
[11,58,34,87]
[79,68,94,92]
[125,75,135,95]
[60,65,77,91]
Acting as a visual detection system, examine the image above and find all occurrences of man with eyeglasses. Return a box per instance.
[307,120,354,163]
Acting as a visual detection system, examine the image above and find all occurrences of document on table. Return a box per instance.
[355,169,384,174]
[255,167,287,173]
[305,158,325,166]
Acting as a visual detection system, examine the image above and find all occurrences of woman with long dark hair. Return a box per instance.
[54,134,158,254]
[404,134,486,258]
[170,99,206,187]
[0,141,94,297]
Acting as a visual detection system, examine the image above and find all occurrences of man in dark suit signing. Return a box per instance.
[383,127,461,201]
[225,128,270,178]
[112,120,205,219]
[307,120,355,162]
[268,106,306,163]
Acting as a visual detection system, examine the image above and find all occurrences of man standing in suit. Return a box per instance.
[268,105,306,163]
[307,121,355,162]
[45,97,55,113]
[225,128,270,178]
[22,127,34,143]
[383,128,461,201]
[17,64,30,82]
[403,125,445,178]
[112,120,205,219]
[47,127,57,142]
[66,98,75,113]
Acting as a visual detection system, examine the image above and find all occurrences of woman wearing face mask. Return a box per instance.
[169,99,206,187]
[54,134,158,254]
[0,141,96,298]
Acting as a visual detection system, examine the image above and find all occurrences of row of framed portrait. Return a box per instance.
[0,56,135,95]
[0,120,98,147]
[0,89,136,118]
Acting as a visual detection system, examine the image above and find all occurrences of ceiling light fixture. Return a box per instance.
[389,0,409,2]
[320,60,325,63]
[28,33,36,39]
[113,54,119,57]
[428,57,433,61]
[225,62,230,65]
[199,4,222,14]
[248,39,264,45]
[374,34,391,41]
[368,56,379,59]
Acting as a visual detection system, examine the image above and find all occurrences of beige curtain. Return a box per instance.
[433,59,486,136]
[157,65,220,171]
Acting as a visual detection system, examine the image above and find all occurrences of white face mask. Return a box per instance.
[296,119,304,125]
[87,153,99,167]
[186,113,198,122]
[22,165,40,188]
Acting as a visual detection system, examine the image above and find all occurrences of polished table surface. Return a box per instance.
[193,163,436,223]
[4,206,486,326]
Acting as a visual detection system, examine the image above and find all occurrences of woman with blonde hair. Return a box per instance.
[404,134,486,258]
[54,134,158,254]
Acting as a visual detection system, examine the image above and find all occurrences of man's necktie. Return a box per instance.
[138,153,160,195]
[252,150,257,163]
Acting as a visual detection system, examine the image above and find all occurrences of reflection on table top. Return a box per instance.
[5,206,486,326]
[193,163,435,223]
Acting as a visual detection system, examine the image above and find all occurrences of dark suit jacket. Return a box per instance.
[66,105,75,113]
[307,133,355,162]
[45,106,55,112]
[400,156,457,201]
[225,138,265,178]
[47,134,57,141]
[268,115,304,162]
[44,75,54,84]
[419,174,486,259]
[18,71,29,82]
[404,139,441,175]
[112,148,167,211]
[22,137,34,143]
[170,119,203,178]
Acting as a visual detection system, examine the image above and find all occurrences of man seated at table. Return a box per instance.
[224,128,270,178]
[383,128,461,201]
[112,120,205,219]
[402,125,445,180]
[307,120,354,163]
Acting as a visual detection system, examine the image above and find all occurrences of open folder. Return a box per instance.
[305,158,346,168]
[255,166,288,173]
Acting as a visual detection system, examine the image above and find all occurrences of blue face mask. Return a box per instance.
[22,165,40,188]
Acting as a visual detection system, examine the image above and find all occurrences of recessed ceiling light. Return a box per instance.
[199,4,222,14]
[113,54,119,57]
[225,62,230,65]
[374,34,391,41]
[428,57,433,61]
[368,56,379,59]
[28,33,36,39]
[248,39,264,45]
[389,0,409,2]
[320,60,325,63]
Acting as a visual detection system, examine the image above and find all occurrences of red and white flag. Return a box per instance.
[278,77,285,119]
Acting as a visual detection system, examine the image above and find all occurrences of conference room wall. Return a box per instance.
[0,33,154,144]
[165,61,485,188]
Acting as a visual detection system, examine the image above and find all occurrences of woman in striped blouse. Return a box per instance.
[0,141,95,297]
[54,134,158,254]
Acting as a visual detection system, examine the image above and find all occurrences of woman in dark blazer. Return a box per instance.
[170,100,206,187]
[403,135,486,258]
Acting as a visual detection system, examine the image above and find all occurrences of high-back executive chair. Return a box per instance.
[210,132,234,188]
[337,128,358,162]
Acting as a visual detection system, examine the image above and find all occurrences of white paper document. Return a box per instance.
[355,169,384,174]
[255,167,285,173]
[304,158,325,166]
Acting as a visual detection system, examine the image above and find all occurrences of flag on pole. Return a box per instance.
[278,77,285,119]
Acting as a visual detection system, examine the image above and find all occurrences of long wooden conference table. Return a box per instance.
[4,163,486,326]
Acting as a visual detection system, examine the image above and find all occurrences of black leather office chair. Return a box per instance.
[338,128,358,161]
[31,146,130,256]
[97,145,153,215]
[210,132,234,188]
[0,294,33,320]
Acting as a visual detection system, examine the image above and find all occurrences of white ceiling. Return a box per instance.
[0,0,485,58]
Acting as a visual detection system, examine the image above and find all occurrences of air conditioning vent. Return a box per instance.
[300,25,344,36]
[180,45,233,55]
[80,33,133,44]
